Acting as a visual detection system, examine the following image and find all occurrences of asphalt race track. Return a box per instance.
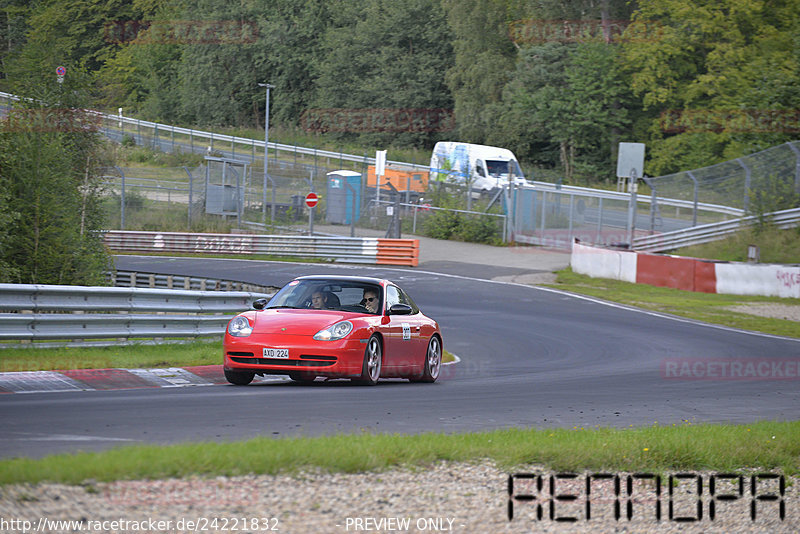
[1,256,799,459]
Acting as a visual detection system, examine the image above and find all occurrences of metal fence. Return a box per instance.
[507,186,741,249]
[102,162,321,230]
[101,162,509,244]
[646,141,800,214]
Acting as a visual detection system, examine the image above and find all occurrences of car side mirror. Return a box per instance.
[252,298,268,310]
[388,303,413,315]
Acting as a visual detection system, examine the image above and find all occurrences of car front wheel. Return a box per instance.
[356,335,382,385]
[224,369,255,385]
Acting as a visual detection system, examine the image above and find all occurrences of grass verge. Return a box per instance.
[0,341,456,372]
[1,421,797,485]
[673,224,800,264]
[545,268,800,339]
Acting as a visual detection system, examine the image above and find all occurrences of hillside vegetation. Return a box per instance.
[2,0,799,185]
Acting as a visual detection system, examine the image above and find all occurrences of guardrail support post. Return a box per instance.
[626,170,638,248]
[737,158,751,212]
[115,166,126,230]
[687,171,699,226]
[786,141,800,194]
[596,197,604,243]
[567,193,574,245]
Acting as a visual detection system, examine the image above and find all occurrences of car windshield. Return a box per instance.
[266,279,383,314]
[486,159,524,179]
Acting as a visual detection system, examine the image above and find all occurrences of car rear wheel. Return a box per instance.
[224,369,255,385]
[356,335,382,385]
[289,372,316,383]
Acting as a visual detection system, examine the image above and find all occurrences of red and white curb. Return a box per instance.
[0,357,461,394]
[0,365,288,394]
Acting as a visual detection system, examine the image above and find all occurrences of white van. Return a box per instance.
[429,142,529,192]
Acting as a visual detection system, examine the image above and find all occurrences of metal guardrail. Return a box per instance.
[0,91,414,171]
[632,207,800,252]
[0,283,273,346]
[103,230,420,266]
[108,270,276,294]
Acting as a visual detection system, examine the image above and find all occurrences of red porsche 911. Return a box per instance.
[223,275,443,385]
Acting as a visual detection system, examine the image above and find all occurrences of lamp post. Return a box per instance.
[258,82,275,224]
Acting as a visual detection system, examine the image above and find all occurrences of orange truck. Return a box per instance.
[366,165,429,193]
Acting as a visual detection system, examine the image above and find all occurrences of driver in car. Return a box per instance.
[362,288,380,314]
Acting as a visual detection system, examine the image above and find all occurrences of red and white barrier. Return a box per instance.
[571,242,637,282]
[716,263,800,299]
[103,231,420,267]
[571,241,799,299]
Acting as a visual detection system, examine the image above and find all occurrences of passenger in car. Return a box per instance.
[311,291,340,309]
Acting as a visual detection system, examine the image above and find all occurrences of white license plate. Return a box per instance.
[263,347,289,358]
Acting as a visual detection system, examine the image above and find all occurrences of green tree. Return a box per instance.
[310,0,453,147]
[0,0,30,85]
[23,0,143,72]
[106,0,334,130]
[0,41,109,284]
[621,0,800,175]
[497,40,635,183]
[97,0,181,117]
[443,0,515,143]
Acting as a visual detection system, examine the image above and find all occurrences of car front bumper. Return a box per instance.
[223,333,367,378]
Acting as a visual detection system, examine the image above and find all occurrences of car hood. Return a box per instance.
[253,309,357,336]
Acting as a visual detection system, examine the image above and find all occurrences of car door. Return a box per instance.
[385,285,428,374]
[395,285,428,373]
[379,285,415,375]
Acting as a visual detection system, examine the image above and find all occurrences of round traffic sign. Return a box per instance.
[56,66,66,76]
[305,192,319,208]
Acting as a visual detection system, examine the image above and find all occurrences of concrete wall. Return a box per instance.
[570,241,799,298]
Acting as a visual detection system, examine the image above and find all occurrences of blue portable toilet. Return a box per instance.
[326,170,362,224]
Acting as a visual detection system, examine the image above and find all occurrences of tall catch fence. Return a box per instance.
[510,142,800,249]
[645,141,800,217]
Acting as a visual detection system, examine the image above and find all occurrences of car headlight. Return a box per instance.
[227,316,253,337]
[313,320,353,341]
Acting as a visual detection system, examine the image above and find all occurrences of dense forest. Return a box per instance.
[2,0,799,182]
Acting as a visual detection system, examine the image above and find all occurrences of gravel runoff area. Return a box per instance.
[1,461,796,533]
[726,303,800,322]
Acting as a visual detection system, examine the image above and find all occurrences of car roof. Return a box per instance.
[294,275,389,286]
